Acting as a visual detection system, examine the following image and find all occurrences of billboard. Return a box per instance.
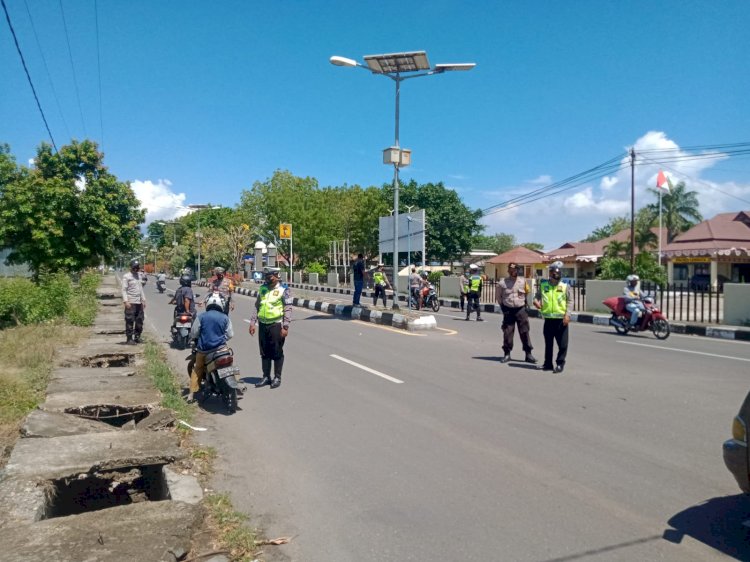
[378,209,426,259]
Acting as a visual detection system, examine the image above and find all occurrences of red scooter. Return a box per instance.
[602,296,671,340]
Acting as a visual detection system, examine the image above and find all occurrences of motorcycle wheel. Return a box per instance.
[431,298,440,312]
[613,316,628,335]
[652,319,671,340]
[179,334,190,351]
[222,379,237,414]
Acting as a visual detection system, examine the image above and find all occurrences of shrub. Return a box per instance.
[0,278,55,326]
[305,262,327,275]
[428,271,443,284]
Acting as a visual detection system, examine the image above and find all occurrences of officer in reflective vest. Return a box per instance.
[372,263,391,307]
[249,267,292,389]
[533,261,572,374]
[465,264,484,321]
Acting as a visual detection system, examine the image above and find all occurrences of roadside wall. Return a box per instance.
[723,284,750,326]
[584,280,625,313]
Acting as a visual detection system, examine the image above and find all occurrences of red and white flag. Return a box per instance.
[656,170,672,192]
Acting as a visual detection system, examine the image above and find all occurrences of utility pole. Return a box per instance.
[630,147,636,273]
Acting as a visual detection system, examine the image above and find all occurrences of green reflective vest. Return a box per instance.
[373,271,386,286]
[258,284,285,323]
[469,275,482,292]
[540,280,568,319]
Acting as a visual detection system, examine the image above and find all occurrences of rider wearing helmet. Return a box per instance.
[187,292,234,403]
[533,261,572,374]
[623,274,645,328]
[249,267,292,389]
[122,259,147,344]
[203,266,234,313]
[169,274,196,318]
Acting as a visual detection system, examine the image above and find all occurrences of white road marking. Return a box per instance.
[330,354,404,384]
[617,340,750,362]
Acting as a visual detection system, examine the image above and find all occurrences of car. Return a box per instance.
[723,390,750,493]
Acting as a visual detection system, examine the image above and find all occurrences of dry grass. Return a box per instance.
[0,322,89,467]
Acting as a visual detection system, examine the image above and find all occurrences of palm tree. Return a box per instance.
[646,181,702,243]
[604,240,629,258]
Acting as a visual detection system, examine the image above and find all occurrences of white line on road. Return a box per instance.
[617,340,750,362]
[330,354,404,384]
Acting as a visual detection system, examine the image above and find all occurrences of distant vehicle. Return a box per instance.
[689,274,729,290]
[723,390,750,493]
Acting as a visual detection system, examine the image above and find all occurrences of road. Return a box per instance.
[144,279,750,561]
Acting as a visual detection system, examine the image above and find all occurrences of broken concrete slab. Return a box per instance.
[136,409,176,431]
[21,410,119,438]
[0,500,203,562]
[163,466,203,505]
[47,373,153,394]
[50,366,137,380]
[4,431,185,480]
[56,343,140,368]
[42,388,161,414]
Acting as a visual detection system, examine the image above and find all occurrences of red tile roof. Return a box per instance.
[486,246,545,264]
[663,211,750,256]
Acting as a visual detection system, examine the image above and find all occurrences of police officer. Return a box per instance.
[458,268,469,312]
[496,263,536,364]
[203,266,234,313]
[249,267,292,389]
[533,261,572,373]
[465,264,484,321]
[372,263,391,307]
[121,259,146,344]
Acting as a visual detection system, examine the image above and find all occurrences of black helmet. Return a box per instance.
[179,274,192,287]
[130,259,140,270]
[420,271,428,279]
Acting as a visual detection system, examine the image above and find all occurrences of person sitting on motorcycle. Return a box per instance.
[419,271,430,308]
[202,266,234,313]
[623,274,646,328]
[187,292,234,404]
[169,274,196,318]
[157,270,166,283]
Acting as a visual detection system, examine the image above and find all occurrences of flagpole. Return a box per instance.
[658,190,662,267]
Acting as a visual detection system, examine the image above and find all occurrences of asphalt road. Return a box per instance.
[144,279,750,562]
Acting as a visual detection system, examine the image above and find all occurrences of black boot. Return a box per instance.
[525,352,537,364]
[270,377,281,389]
[256,358,272,387]
[500,353,511,363]
[125,335,135,345]
[255,377,272,388]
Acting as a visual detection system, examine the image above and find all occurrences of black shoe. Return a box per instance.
[465,317,471,321]
[525,353,537,364]
[477,318,485,322]
[133,336,142,344]
[541,364,554,371]
[255,377,271,388]
[499,354,511,364]
[270,377,281,389]
[125,339,136,346]
[554,365,565,374]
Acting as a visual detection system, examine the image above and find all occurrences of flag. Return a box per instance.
[656,170,672,192]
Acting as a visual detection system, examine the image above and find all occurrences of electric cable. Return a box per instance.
[1,0,58,152]
[58,0,87,137]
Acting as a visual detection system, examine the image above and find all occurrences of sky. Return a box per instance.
[2,0,750,250]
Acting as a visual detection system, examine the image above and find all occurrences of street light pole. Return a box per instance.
[330,51,475,309]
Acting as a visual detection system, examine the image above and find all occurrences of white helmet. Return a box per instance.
[205,292,225,312]
[626,274,640,282]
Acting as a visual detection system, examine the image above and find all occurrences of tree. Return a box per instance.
[521,242,545,252]
[471,233,517,255]
[603,240,629,259]
[583,215,629,242]
[645,181,702,243]
[0,141,144,274]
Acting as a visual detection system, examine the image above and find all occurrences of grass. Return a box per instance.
[142,340,193,423]
[0,322,89,466]
[204,493,261,561]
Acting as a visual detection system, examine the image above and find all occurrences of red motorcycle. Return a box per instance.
[602,296,671,340]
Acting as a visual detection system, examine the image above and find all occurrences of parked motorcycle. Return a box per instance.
[602,296,670,340]
[186,344,239,414]
[171,313,193,350]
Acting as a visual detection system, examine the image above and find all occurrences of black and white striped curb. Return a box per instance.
[197,282,437,332]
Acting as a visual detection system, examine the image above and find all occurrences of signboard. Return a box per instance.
[673,257,711,264]
[279,223,292,240]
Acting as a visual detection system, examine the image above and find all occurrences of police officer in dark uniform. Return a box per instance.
[496,263,536,364]
[249,267,292,389]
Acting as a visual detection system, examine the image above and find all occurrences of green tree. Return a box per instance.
[0,141,144,274]
[583,215,629,242]
[645,181,702,243]
[603,240,629,258]
[471,233,517,255]
[521,242,545,252]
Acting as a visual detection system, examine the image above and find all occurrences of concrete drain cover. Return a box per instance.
[64,405,150,426]
[81,353,133,368]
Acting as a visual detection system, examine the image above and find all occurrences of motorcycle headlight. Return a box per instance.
[732,416,747,442]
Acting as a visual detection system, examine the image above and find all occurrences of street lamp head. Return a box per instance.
[434,63,476,73]
[330,55,358,67]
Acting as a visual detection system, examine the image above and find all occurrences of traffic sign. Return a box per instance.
[280,223,292,239]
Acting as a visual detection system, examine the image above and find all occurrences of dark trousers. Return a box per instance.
[501,306,533,353]
[124,303,144,339]
[542,318,569,367]
[353,279,363,305]
[373,285,387,307]
[460,292,466,311]
[258,322,286,378]
[466,292,481,318]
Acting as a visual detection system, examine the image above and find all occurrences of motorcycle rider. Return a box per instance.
[202,266,234,313]
[623,274,646,329]
[169,274,196,320]
[249,267,292,389]
[122,259,147,344]
[156,270,167,292]
[186,292,234,403]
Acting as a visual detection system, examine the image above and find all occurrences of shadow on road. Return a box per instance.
[663,494,750,560]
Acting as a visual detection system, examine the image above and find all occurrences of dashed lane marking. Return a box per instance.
[617,340,750,362]
[330,354,404,384]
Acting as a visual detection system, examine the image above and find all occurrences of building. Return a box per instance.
[484,246,546,281]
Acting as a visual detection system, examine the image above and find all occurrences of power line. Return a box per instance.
[22,0,71,140]
[1,0,58,152]
[58,0,86,137]
[94,0,104,150]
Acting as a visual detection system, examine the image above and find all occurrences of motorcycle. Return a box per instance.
[602,296,670,340]
[171,312,193,350]
[157,279,166,293]
[421,283,440,312]
[186,344,239,414]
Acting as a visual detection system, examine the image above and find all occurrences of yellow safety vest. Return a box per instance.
[258,284,285,323]
[469,275,482,292]
[540,280,568,319]
[373,271,386,286]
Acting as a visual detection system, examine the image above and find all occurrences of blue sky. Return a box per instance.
[2,1,749,249]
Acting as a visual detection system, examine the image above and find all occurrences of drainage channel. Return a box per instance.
[64,405,151,426]
[80,353,135,368]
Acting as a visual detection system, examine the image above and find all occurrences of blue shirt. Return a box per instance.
[190,309,233,351]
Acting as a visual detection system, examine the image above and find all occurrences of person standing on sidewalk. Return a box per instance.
[496,263,536,364]
[372,263,391,307]
[122,259,146,344]
[533,261,572,374]
[465,264,484,321]
[458,268,469,312]
[249,267,292,389]
[352,253,365,306]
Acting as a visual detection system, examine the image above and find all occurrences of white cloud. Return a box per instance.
[600,176,618,190]
[131,179,190,226]
[528,174,552,185]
